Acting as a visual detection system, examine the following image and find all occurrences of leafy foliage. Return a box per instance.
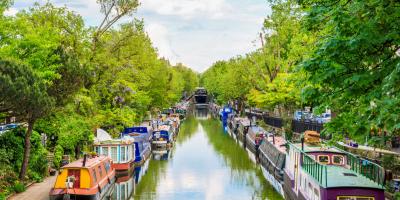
[299,0,400,138]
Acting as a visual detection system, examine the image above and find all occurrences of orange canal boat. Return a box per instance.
[49,155,116,200]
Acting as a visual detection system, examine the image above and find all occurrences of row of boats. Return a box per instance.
[216,106,386,200]
[49,105,188,200]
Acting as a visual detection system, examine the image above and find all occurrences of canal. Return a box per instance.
[117,109,283,200]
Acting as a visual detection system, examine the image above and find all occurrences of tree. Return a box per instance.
[92,0,140,54]
[300,0,400,138]
[0,60,54,179]
[0,3,89,178]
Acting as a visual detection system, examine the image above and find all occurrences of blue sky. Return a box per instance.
[7,0,270,72]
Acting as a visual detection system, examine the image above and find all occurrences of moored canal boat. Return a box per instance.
[258,133,287,196]
[49,155,116,200]
[94,137,135,175]
[284,135,385,200]
[245,125,266,163]
[152,124,175,148]
[237,118,251,147]
[122,127,152,166]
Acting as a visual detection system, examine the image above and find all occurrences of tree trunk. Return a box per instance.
[19,120,34,180]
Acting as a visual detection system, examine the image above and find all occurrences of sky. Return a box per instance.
[7,0,270,72]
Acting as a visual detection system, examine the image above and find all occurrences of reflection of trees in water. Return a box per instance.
[200,119,283,200]
[176,116,199,145]
[133,117,199,200]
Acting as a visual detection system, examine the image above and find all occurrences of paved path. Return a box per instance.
[9,175,56,200]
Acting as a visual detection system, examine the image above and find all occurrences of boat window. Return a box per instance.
[333,155,344,165]
[92,169,97,183]
[121,146,126,162]
[102,147,109,157]
[98,165,103,178]
[95,146,99,155]
[111,147,118,162]
[317,155,329,164]
[337,196,374,200]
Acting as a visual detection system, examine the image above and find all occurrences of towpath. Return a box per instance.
[9,175,56,200]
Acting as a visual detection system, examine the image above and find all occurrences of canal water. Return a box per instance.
[116,109,283,200]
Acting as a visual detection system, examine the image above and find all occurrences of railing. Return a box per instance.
[346,151,385,186]
[302,153,328,187]
[290,143,328,187]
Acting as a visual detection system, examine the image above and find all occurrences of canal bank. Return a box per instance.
[133,116,283,200]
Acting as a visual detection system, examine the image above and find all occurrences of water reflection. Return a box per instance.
[193,108,208,119]
[114,113,283,200]
[113,173,135,200]
[152,149,172,161]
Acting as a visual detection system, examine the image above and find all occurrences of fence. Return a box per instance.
[263,116,283,128]
[245,111,325,133]
[292,120,324,133]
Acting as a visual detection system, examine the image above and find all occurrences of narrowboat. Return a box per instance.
[258,133,287,196]
[284,133,385,200]
[152,124,175,148]
[237,118,251,146]
[245,125,266,163]
[122,127,152,165]
[113,173,135,200]
[49,155,116,200]
[93,137,135,174]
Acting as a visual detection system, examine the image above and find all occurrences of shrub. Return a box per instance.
[54,145,64,169]
[28,171,43,183]
[12,181,25,193]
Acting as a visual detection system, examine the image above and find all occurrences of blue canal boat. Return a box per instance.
[122,126,152,165]
[152,124,175,148]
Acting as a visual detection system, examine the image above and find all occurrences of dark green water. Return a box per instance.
[122,114,283,200]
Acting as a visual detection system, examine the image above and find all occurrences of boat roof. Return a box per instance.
[123,126,150,134]
[62,155,109,169]
[93,137,134,146]
[324,165,383,189]
[248,126,265,133]
[265,135,286,153]
[292,143,343,154]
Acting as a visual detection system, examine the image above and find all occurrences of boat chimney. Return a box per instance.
[83,154,87,167]
[272,134,275,145]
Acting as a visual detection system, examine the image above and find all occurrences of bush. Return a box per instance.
[54,145,64,169]
[28,171,43,183]
[0,192,6,200]
[12,181,25,193]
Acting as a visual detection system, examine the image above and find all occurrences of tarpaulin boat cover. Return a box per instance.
[95,128,112,142]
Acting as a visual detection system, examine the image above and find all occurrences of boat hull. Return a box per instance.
[134,147,152,166]
[50,176,116,200]
[260,165,284,196]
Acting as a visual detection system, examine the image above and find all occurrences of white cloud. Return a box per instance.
[11,0,270,72]
[146,23,179,65]
[140,0,231,19]
[4,7,18,16]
